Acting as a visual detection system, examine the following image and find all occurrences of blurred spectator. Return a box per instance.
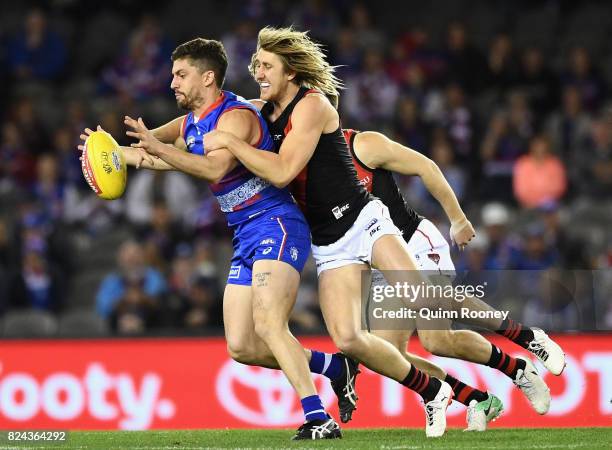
[0,121,36,191]
[100,14,172,102]
[412,136,465,215]
[6,8,67,81]
[571,113,612,197]
[10,97,50,155]
[435,83,476,165]
[110,277,160,335]
[510,223,559,270]
[177,277,222,330]
[455,229,501,271]
[349,3,385,51]
[287,0,338,44]
[8,246,63,312]
[52,126,83,189]
[481,202,516,268]
[482,33,517,94]
[561,46,607,113]
[398,27,447,85]
[513,134,567,209]
[222,20,258,94]
[32,153,65,222]
[443,22,485,94]
[393,97,429,152]
[344,49,398,129]
[332,28,362,80]
[514,47,558,118]
[538,201,590,268]
[546,85,592,159]
[480,108,528,202]
[96,240,167,321]
[125,170,198,228]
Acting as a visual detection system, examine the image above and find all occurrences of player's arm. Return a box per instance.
[126,114,245,183]
[355,131,474,243]
[149,115,186,143]
[205,95,327,188]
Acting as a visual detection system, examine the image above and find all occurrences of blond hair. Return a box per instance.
[249,26,343,108]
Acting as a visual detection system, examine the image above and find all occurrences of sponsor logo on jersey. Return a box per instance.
[262,247,273,255]
[332,203,350,220]
[228,266,241,279]
[260,238,276,245]
[365,218,378,231]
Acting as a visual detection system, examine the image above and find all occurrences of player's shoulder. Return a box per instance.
[295,91,335,121]
[248,99,266,111]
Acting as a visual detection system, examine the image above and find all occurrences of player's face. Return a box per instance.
[171,59,205,111]
[252,50,294,102]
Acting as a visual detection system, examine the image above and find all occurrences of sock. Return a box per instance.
[400,365,442,403]
[486,344,526,379]
[308,350,343,380]
[301,395,327,422]
[444,374,488,406]
[496,318,534,349]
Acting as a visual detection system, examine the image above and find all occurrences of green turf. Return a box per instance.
[2,428,610,450]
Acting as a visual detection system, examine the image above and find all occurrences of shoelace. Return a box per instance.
[515,371,537,397]
[528,341,550,361]
[425,404,441,427]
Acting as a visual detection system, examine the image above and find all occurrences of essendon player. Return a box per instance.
[204,26,454,437]
[343,129,567,430]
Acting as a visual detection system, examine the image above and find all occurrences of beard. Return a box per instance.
[175,90,203,111]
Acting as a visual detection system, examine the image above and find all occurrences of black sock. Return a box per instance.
[486,344,526,379]
[496,318,535,349]
[400,365,442,403]
[444,374,488,406]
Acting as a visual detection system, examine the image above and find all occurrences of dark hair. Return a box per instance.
[171,38,228,88]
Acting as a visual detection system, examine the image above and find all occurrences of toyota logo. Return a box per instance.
[216,359,335,426]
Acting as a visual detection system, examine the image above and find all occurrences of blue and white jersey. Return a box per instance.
[181,90,293,226]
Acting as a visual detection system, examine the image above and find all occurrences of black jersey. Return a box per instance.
[343,129,423,241]
[261,87,371,245]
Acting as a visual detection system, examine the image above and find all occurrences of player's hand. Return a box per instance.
[125,116,163,156]
[203,130,233,153]
[450,217,475,250]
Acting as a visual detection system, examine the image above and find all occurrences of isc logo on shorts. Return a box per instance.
[229,266,241,279]
[365,218,378,231]
[369,225,381,236]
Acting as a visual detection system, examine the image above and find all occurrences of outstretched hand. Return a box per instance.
[125,116,164,157]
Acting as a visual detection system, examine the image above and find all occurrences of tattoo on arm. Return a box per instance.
[255,272,272,287]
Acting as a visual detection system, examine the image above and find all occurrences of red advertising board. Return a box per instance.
[0,335,609,430]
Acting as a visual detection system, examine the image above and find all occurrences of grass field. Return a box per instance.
[2,428,609,450]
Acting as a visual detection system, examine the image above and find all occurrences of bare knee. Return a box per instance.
[419,330,454,356]
[227,341,258,364]
[332,327,367,357]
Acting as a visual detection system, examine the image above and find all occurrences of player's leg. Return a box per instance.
[378,219,550,414]
[249,211,340,439]
[317,262,451,437]
[223,283,278,368]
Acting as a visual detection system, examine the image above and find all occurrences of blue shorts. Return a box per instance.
[227,203,311,286]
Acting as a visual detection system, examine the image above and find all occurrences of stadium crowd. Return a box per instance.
[0,0,610,336]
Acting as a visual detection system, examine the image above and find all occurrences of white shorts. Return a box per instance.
[371,219,455,286]
[312,199,402,275]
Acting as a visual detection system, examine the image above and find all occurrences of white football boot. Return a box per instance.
[425,381,453,438]
[513,356,551,414]
[527,328,566,375]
